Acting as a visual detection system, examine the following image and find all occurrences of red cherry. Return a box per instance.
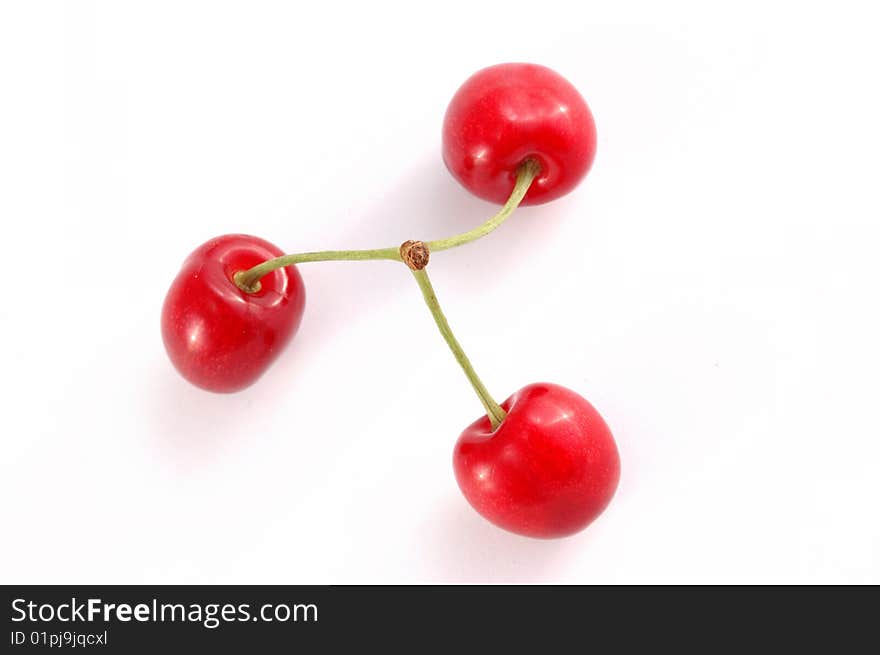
[453,382,619,538]
[161,234,305,393]
[442,63,597,205]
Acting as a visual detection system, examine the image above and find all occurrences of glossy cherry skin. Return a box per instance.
[453,383,619,538]
[442,63,597,206]
[161,234,305,393]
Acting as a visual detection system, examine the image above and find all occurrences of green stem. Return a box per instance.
[234,247,401,292]
[410,268,506,430]
[233,159,540,293]
[428,158,541,252]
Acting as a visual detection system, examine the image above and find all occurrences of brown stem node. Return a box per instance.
[399,240,430,270]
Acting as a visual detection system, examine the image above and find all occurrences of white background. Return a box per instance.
[1,1,878,584]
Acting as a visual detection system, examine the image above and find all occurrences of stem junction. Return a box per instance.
[231,159,540,429]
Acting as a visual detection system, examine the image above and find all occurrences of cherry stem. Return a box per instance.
[427,158,541,252]
[234,247,401,293]
[232,159,541,293]
[410,267,506,430]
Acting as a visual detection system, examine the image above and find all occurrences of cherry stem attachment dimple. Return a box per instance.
[232,159,541,293]
[410,266,506,430]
